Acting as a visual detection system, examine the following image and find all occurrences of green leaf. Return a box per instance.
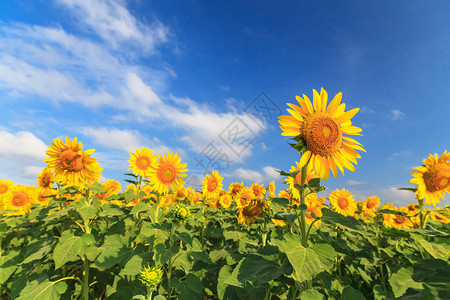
[398,187,417,193]
[235,253,289,286]
[99,204,125,217]
[0,250,22,284]
[217,265,233,299]
[271,233,336,282]
[271,197,290,212]
[189,251,214,264]
[53,231,83,269]
[73,199,98,222]
[153,244,179,266]
[176,273,203,300]
[124,189,137,204]
[377,209,407,216]
[16,277,67,300]
[120,252,153,276]
[93,234,132,270]
[301,289,326,300]
[130,201,152,214]
[22,239,53,265]
[412,259,450,298]
[388,267,423,298]
[298,204,307,211]
[321,208,362,231]
[418,239,450,260]
[341,286,366,299]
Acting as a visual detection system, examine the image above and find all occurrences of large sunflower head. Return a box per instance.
[236,187,255,208]
[279,88,366,180]
[217,194,232,209]
[128,147,157,178]
[0,179,14,209]
[329,188,357,216]
[390,207,412,229]
[148,152,188,195]
[364,196,380,212]
[44,137,102,187]
[228,182,244,200]
[202,171,223,199]
[3,185,37,215]
[410,150,450,206]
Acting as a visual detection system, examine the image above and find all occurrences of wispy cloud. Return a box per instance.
[391,109,405,120]
[379,187,414,206]
[219,85,230,91]
[387,150,411,160]
[225,166,280,183]
[55,0,169,53]
[346,180,368,186]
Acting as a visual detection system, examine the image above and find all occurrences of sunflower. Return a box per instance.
[36,167,54,191]
[0,179,14,210]
[305,205,322,227]
[148,152,188,195]
[278,190,291,203]
[36,187,55,207]
[3,185,37,215]
[410,150,450,206]
[128,147,156,178]
[379,203,395,227]
[140,266,163,287]
[237,200,267,225]
[429,210,449,224]
[218,194,232,209]
[268,181,276,198]
[236,187,255,208]
[202,171,223,199]
[44,137,102,187]
[390,207,412,229]
[186,187,201,205]
[279,88,366,180]
[97,179,122,200]
[228,182,244,200]
[286,161,318,200]
[329,188,357,216]
[251,182,266,199]
[174,205,190,220]
[363,196,380,212]
[175,186,187,202]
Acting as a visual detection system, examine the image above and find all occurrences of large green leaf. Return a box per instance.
[119,251,153,276]
[235,253,289,286]
[53,230,83,269]
[341,286,365,299]
[94,234,133,270]
[130,200,152,215]
[176,273,203,300]
[388,267,423,298]
[0,250,22,284]
[16,277,67,300]
[270,197,290,213]
[412,259,450,299]
[301,289,326,300]
[271,233,336,282]
[320,208,361,231]
[73,199,99,222]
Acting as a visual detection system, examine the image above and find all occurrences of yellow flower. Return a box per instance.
[128,147,156,178]
[236,187,255,208]
[36,167,54,191]
[228,182,244,201]
[186,187,201,205]
[329,188,357,216]
[429,210,449,224]
[0,179,14,210]
[36,187,55,207]
[390,207,412,229]
[98,179,122,200]
[174,205,190,220]
[279,88,366,179]
[268,181,276,198]
[148,153,188,195]
[44,137,102,187]
[380,203,395,227]
[251,182,266,199]
[3,185,37,215]
[202,171,223,199]
[363,196,380,212]
[278,190,291,203]
[237,200,267,225]
[410,150,450,206]
[217,194,232,209]
[285,161,318,200]
[140,266,163,287]
[271,218,286,227]
[175,186,187,202]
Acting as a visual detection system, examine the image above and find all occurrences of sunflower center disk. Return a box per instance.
[136,156,151,170]
[337,197,349,209]
[302,112,342,156]
[208,179,218,192]
[158,164,177,184]
[12,193,27,206]
[423,163,450,192]
[0,185,7,194]
[60,149,84,172]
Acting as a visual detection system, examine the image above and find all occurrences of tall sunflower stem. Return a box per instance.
[81,258,91,300]
[299,163,308,247]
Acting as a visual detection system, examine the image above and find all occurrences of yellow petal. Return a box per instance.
[313,89,322,112]
[326,92,342,115]
[320,88,328,113]
[336,108,359,124]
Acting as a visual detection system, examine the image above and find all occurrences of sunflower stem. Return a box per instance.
[81,258,90,300]
[299,164,308,247]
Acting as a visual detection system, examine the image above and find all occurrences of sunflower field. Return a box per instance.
[0,89,449,300]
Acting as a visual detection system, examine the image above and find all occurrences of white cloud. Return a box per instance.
[225,166,280,183]
[379,187,415,206]
[55,0,169,53]
[391,109,404,120]
[387,150,411,160]
[346,180,368,186]
[0,130,47,159]
[219,85,230,91]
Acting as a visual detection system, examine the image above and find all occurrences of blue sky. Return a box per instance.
[0,0,449,206]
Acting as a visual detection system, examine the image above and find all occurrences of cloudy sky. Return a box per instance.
[1,0,449,206]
